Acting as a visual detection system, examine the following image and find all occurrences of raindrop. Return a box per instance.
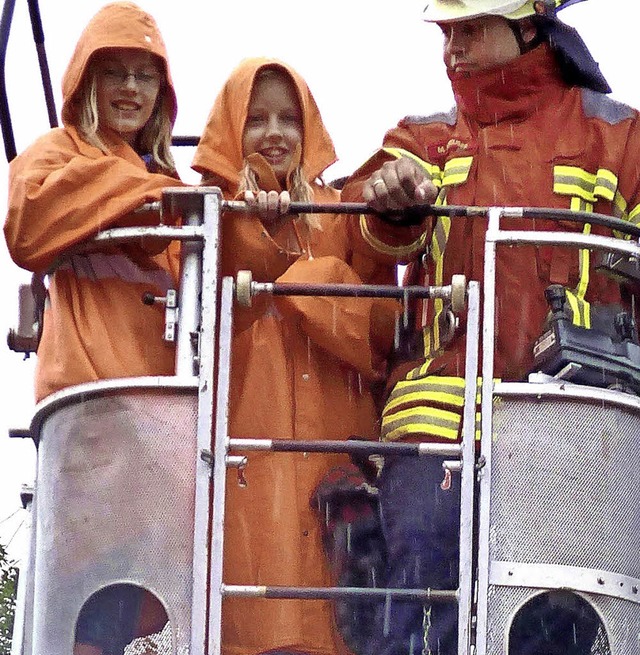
[409,632,417,655]
[383,593,392,637]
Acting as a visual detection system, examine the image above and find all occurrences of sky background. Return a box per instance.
[0,0,638,563]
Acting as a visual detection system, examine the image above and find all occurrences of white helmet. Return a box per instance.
[423,0,572,23]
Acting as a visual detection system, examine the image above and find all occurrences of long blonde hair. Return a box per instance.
[76,61,176,174]
[237,67,323,230]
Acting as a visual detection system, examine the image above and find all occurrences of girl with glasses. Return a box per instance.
[4,3,185,653]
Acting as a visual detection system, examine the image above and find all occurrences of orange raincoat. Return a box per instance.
[192,58,422,655]
[4,1,185,403]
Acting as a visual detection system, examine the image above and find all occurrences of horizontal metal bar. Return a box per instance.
[227,438,461,458]
[491,230,640,256]
[221,200,640,239]
[8,428,32,439]
[171,135,200,147]
[222,585,458,602]
[495,381,640,411]
[252,281,451,300]
[91,225,204,243]
[110,199,639,240]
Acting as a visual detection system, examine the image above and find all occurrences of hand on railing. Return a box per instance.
[243,190,291,224]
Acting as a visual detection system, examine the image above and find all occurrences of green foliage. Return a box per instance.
[0,542,18,655]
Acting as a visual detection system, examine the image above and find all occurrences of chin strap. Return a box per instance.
[507,19,544,54]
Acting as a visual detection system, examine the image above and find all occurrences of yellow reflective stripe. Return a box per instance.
[594,169,618,202]
[381,406,462,442]
[628,203,640,227]
[385,376,466,414]
[382,147,442,184]
[568,197,592,310]
[389,375,466,394]
[612,192,630,239]
[382,375,498,442]
[385,152,473,361]
[575,220,592,301]
[565,289,591,329]
[442,157,473,186]
[384,390,465,415]
[554,166,597,203]
[427,193,451,355]
[554,166,620,204]
[406,358,434,380]
[358,214,427,257]
[613,191,628,218]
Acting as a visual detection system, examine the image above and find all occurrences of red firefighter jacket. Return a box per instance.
[344,44,640,442]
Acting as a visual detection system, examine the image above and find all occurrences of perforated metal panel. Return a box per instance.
[30,388,197,655]
[483,390,640,654]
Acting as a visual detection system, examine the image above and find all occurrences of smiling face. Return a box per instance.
[242,69,303,187]
[441,15,522,74]
[94,48,162,145]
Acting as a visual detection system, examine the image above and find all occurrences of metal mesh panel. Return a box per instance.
[126,623,173,654]
[485,585,640,654]
[483,392,640,653]
[30,389,197,655]
[490,396,640,573]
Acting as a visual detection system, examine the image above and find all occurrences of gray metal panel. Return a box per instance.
[483,392,640,653]
[30,389,197,654]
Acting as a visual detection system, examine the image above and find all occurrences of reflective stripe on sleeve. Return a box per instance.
[382,147,442,184]
[358,214,427,258]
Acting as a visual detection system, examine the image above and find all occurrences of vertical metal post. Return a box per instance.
[474,208,502,655]
[26,0,57,128]
[191,189,222,653]
[174,195,204,377]
[457,281,480,654]
[10,491,34,655]
[0,0,17,161]
[207,276,235,655]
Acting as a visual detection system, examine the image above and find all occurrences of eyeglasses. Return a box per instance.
[98,66,161,89]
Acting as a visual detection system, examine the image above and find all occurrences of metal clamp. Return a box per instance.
[142,288,178,341]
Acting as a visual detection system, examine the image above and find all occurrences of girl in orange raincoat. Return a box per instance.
[191,57,422,655]
[3,3,184,653]
[4,1,185,404]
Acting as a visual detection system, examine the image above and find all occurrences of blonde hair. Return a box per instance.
[75,61,176,174]
[238,66,322,230]
[238,162,322,230]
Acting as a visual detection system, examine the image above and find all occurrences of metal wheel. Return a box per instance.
[236,270,253,307]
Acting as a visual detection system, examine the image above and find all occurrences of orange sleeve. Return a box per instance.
[340,127,432,267]
[274,256,398,382]
[4,127,185,272]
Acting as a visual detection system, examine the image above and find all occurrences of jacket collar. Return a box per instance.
[449,44,567,127]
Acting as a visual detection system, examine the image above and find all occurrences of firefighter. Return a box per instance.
[3,2,185,653]
[341,0,640,653]
[190,58,419,655]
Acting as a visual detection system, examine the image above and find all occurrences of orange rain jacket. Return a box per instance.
[345,44,640,392]
[192,57,423,655]
[4,2,185,403]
